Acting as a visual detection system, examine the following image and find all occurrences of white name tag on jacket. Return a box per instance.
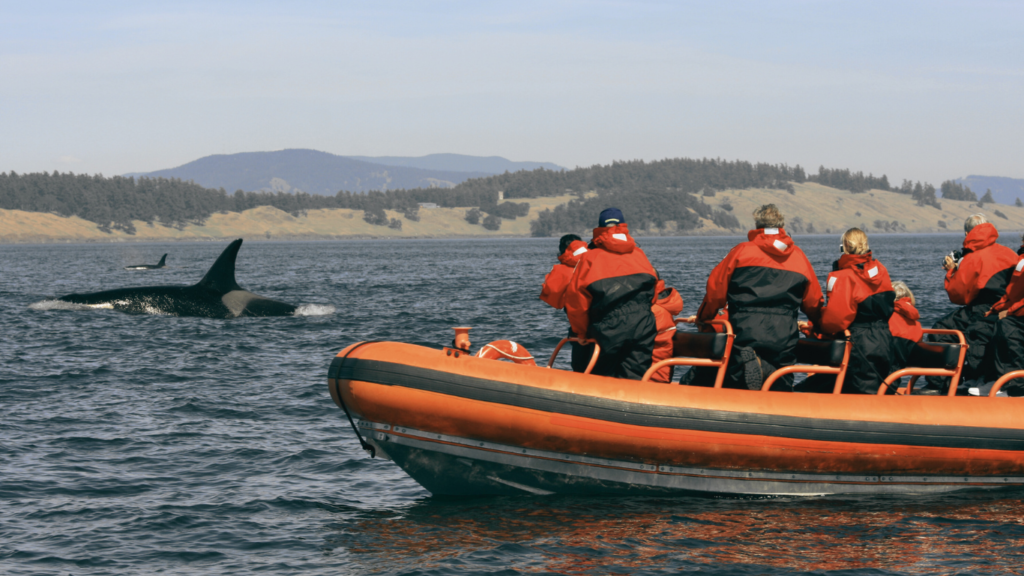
[1016,259,1024,272]
[773,239,788,251]
[612,233,628,241]
[764,228,779,235]
[868,266,879,278]
[827,276,837,292]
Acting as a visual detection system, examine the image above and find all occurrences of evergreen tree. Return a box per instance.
[940,180,977,201]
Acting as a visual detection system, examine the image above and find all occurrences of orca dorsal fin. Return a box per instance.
[157,254,167,266]
[196,239,243,294]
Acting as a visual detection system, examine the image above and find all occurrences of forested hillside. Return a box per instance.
[0,158,971,237]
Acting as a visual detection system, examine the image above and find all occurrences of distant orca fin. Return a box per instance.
[157,254,167,266]
[196,239,243,294]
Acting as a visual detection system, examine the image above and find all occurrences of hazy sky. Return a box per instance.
[2,1,1021,183]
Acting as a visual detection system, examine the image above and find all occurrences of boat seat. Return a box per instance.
[672,330,729,360]
[641,318,735,385]
[762,332,852,392]
[794,338,847,367]
[907,341,962,370]
[878,329,968,396]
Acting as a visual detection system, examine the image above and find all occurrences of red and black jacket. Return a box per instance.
[889,297,923,370]
[945,223,1018,306]
[821,252,895,333]
[564,224,658,347]
[539,240,588,310]
[990,253,1024,318]
[821,252,896,394]
[696,228,823,364]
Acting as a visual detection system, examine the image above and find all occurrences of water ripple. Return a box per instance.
[2,236,1023,575]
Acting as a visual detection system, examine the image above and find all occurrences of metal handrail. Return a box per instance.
[641,317,734,386]
[877,329,968,396]
[989,370,1024,397]
[761,330,852,393]
[547,337,601,374]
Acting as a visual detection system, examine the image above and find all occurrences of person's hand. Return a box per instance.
[942,255,955,271]
[683,315,697,323]
[999,310,1010,320]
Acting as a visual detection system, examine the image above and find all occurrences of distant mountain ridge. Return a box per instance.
[955,175,1024,205]
[126,149,491,195]
[126,149,562,195]
[347,153,564,174]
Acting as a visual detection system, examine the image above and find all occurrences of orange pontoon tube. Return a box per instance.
[327,329,1024,497]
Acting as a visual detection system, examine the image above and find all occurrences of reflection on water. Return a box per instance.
[329,491,1024,574]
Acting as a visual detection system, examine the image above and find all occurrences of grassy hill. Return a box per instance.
[0,195,577,243]
[4,184,1023,244]
[707,183,1024,236]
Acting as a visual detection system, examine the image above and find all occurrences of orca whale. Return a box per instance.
[58,239,297,317]
[124,254,168,270]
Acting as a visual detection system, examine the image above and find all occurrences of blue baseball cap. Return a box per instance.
[598,207,625,228]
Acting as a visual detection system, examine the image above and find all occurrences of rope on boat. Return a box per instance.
[331,341,378,458]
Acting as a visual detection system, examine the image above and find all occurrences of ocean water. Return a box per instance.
[2,234,1024,575]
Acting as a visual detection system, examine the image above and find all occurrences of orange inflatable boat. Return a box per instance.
[327,321,1024,497]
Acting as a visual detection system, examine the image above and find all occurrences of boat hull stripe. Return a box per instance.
[335,357,1024,451]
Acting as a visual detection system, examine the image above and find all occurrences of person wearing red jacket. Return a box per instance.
[539,234,588,310]
[889,281,923,372]
[926,215,1019,390]
[983,234,1024,394]
[684,204,823,390]
[539,234,591,371]
[800,228,895,395]
[563,208,659,380]
[649,278,684,383]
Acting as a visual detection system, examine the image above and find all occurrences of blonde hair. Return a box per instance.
[753,204,785,229]
[965,213,988,233]
[892,281,915,306]
[841,228,870,255]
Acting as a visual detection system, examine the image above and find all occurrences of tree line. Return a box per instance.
[3,159,997,236]
[529,189,740,237]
